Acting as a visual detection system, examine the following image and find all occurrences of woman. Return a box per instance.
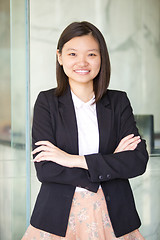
[22,21,148,239]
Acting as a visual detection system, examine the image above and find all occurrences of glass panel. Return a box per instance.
[10,0,30,238]
[0,0,30,239]
[0,1,12,239]
[0,0,11,143]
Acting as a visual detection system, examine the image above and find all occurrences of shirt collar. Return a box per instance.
[71,90,96,110]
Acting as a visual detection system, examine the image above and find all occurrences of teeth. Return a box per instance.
[75,70,89,73]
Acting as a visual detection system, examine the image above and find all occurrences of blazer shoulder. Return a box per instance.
[33,88,59,114]
[106,89,127,98]
[99,89,132,113]
[38,87,57,98]
[102,89,128,104]
[36,87,58,103]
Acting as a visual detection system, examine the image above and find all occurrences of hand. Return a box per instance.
[32,141,74,167]
[32,141,88,169]
[114,134,141,153]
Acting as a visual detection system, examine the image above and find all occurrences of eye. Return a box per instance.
[69,53,76,56]
[88,53,96,57]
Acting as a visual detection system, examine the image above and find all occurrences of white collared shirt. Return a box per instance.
[71,91,99,191]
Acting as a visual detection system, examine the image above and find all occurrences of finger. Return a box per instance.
[32,145,54,154]
[120,134,134,142]
[34,156,53,162]
[34,154,59,163]
[124,139,141,151]
[128,142,139,150]
[114,139,140,153]
[125,136,141,145]
[118,134,134,147]
[33,151,54,161]
[120,135,140,145]
[35,141,54,147]
[119,136,140,150]
[116,136,140,152]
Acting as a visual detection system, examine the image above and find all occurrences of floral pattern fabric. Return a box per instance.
[22,189,145,240]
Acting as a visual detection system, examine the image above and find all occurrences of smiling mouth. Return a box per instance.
[74,70,90,74]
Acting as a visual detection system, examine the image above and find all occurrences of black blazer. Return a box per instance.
[30,87,148,238]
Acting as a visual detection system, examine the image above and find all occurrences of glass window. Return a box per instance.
[0,0,30,239]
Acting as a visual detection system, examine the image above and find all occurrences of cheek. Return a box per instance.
[93,60,101,73]
[62,58,74,70]
[61,61,72,74]
[62,65,69,76]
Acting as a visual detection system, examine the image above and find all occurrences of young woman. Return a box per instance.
[22,21,148,240]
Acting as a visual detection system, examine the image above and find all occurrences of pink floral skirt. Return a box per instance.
[22,188,145,240]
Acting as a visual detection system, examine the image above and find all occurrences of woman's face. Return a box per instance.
[57,35,101,88]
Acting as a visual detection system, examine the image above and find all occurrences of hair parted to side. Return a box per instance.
[56,21,111,102]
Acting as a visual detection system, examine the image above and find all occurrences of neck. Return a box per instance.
[69,81,94,103]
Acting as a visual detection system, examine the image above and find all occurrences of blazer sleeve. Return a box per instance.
[32,91,99,192]
[85,92,149,183]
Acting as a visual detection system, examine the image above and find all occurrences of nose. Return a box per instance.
[76,55,88,67]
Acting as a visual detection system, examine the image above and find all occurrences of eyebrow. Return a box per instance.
[88,49,99,52]
[66,48,99,52]
[66,48,77,51]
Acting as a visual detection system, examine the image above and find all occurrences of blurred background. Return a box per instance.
[0,0,160,239]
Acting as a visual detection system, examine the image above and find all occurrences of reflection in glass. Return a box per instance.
[0,0,30,239]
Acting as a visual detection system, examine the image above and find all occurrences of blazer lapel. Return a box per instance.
[96,93,112,154]
[57,87,112,155]
[58,87,79,155]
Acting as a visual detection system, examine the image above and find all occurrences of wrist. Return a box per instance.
[71,155,88,169]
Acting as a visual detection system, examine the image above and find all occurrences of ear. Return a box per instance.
[57,50,63,66]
